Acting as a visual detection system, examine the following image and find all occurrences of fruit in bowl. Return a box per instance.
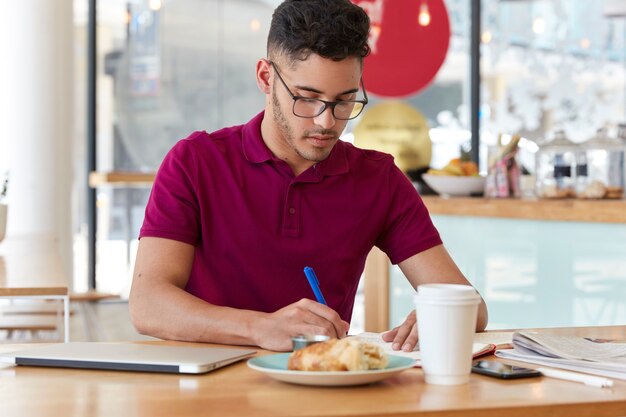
[426,158,478,177]
[422,158,484,197]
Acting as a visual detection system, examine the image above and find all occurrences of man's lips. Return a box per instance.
[306,135,337,146]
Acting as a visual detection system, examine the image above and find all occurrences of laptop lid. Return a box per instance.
[0,342,257,374]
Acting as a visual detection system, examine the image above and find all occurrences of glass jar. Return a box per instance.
[576,128,625,199]
[535,130,578,199]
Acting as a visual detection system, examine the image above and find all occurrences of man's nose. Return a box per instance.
[313,106,337,129]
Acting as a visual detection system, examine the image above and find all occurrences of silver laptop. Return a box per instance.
[0,342,256,374]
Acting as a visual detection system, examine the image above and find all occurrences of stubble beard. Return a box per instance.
[271,90,336,163]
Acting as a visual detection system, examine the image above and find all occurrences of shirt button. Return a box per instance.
[288,207,296,214]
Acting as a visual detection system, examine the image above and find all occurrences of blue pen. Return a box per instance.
[303,266,327,305]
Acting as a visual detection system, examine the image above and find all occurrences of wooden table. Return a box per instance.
[0,234,69,341]
[0,326,625,417]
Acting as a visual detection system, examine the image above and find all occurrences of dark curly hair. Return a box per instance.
[267,0,370,66]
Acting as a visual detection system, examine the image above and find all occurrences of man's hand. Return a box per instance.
[254,298,349,351]
[382,310,418,352]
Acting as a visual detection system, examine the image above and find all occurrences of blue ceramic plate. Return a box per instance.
[247,353,415,386]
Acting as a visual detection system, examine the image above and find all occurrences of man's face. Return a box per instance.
[268,55,363,167]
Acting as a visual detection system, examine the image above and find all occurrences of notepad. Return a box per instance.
[0,342,256,374]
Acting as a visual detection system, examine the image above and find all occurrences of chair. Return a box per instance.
[0,299,66,342]
[0,291,120,341]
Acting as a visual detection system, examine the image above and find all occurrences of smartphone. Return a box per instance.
[471,360,542,379]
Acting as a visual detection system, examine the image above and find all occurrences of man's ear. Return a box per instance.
[256,59,271,94]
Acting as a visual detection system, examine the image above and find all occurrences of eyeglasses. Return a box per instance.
[269,61,368,120]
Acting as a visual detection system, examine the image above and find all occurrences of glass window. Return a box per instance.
[481,0,626,150]
[79,0,277,296]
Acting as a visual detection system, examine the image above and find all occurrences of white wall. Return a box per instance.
[0,0,74,285]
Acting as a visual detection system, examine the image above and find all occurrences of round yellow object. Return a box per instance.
[353,101,432,172]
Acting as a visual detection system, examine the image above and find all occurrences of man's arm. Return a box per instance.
[129,237,348,351]
[381,244,488,351]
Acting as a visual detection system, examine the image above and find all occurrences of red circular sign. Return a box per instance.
[353,0,451,98]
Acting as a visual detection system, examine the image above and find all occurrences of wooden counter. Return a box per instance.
[421,196,626,224]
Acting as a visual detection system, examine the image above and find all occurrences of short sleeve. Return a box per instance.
[139,136,202,245]
[375,163,442,264]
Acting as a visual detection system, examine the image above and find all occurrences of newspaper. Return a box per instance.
[495,331,626,381]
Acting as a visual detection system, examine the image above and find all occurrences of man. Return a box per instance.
[129,0,488,352]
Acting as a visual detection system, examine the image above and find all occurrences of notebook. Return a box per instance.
[355,332,496,365]
[0,342,256,374]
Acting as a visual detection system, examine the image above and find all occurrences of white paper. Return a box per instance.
[354,332,492,365]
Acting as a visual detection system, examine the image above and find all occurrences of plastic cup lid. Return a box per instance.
[415,283,480,300]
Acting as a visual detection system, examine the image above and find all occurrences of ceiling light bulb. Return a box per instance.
[418,2,431,27]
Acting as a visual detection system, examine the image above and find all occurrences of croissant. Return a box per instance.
[288,338,388,371]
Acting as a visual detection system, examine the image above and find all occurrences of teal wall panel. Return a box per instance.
[390,215,626,329]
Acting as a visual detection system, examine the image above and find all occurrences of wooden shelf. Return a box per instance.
[421,196,626,224]
[89,171,156,187]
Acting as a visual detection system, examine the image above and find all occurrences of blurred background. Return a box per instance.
[0,0,625,335]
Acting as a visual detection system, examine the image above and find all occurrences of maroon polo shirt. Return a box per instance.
[140,111,442,322]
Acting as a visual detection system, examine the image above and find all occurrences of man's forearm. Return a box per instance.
[129,282,262,346]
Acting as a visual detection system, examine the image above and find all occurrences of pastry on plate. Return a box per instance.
[287,338,388,371]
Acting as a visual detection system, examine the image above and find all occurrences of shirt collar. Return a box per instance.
[242,110,349,177]
[316,140,348,177]
[242,111,273,163]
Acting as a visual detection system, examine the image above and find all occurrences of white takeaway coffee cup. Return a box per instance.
[414,284,481,385]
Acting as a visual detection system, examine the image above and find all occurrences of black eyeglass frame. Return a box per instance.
[269,61,368,120]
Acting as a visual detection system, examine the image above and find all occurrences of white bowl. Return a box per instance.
[422,174,485,197]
